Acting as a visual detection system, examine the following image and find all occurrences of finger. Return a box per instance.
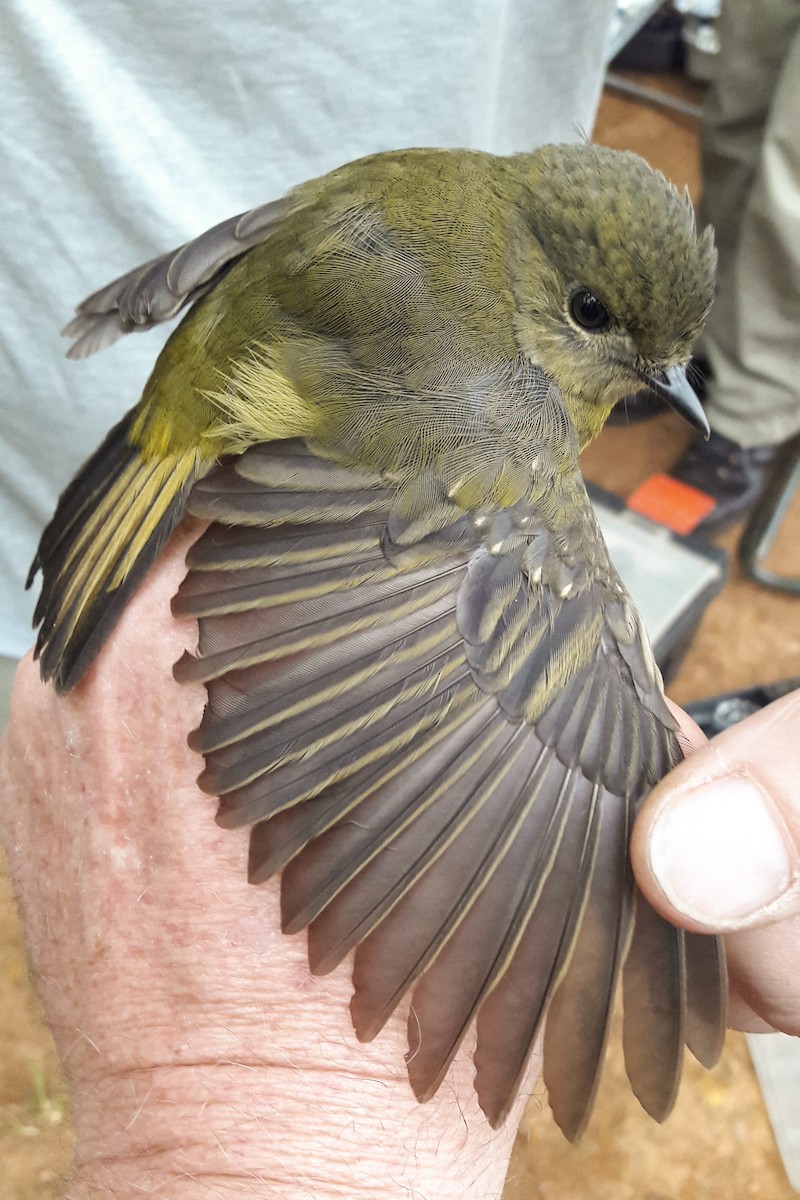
[721,914,800,1036]
[632,689,800,932]
[725,993,775,1035]
[664,696,708,755]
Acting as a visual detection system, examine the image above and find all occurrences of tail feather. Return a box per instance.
[28,406,205,692]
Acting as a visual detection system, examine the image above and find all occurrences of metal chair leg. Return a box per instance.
[738,432,800,595]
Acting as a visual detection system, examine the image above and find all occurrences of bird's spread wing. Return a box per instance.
[172,438,726,1139]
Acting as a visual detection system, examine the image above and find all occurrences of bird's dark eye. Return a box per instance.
[569,288,611,332]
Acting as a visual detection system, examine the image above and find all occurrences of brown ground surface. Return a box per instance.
[2,71,800,1200]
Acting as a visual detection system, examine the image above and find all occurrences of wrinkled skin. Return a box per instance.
[2,523,799,1198]
[0,525,531,1200]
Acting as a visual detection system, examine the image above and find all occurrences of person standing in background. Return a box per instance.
[670,0,800,530]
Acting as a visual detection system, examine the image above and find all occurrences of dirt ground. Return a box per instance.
[2,73,800,1199]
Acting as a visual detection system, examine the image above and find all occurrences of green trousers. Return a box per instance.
[700,0,800,447]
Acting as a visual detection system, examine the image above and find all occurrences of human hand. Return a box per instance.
[0,525,528,1200]
[632,690,800,1036]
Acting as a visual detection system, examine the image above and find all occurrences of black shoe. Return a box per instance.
[670,428,782,534]
[607,356,711,426]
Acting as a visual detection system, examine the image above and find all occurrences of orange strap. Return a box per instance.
[626,473,716,536]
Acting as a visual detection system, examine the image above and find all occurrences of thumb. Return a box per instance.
[632,690,800,932]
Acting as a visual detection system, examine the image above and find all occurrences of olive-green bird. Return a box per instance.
[29,144,725,1140]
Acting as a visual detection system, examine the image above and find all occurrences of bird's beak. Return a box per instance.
[644,364,710,439]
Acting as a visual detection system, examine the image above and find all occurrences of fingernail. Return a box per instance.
[649,777,795,925]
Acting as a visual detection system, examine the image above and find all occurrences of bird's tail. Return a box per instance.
[28,405,206,693]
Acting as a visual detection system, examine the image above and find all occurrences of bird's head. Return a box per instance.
[512,144,716,447]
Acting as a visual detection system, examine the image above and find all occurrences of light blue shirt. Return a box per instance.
[0,0,614,661]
